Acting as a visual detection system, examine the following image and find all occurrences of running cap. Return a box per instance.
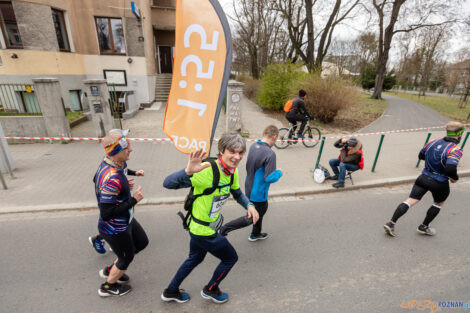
[102,129,130,156]
[446,121,465,137]
[299,89,307,97]
[347,137,358,147]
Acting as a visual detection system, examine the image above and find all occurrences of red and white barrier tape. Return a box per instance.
[0,125,453,143]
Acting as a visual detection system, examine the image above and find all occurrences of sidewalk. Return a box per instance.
[1,95,468,213]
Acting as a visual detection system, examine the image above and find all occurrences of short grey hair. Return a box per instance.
[218,131,246,155]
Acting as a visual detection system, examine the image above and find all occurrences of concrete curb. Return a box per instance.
[3,170,469,215]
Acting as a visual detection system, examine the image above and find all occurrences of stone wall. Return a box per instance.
[0,116,47,138]
[125,17,145,57]
[13,0,58,51]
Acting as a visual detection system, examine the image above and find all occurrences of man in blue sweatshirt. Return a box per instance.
[220,125,283,241]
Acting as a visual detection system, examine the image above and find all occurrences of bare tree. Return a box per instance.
[416,26,447,96]
[271,0,306,64]
[325,39,357,75]
[272,0,362,73]
[396,26,449,95]
[355,32,378,72]
[395,32,416,88]
[230,0,285,79]
[449,49,470,107]
[370,0,461,99]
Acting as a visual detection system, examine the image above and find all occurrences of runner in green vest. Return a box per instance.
[161,131,259,304]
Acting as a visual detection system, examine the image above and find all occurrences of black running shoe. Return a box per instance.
[201,285,229,304]
[161,288,191,303]
[332,181,345,188]
[98,283,131,297]
[248,233,269,242]
[417,224,436,236]
[384,222,397,237]
[99,266,130,284]
[329,174,339,181]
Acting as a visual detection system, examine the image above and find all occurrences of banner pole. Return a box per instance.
[0,139,14,178]
[0,170,6,190]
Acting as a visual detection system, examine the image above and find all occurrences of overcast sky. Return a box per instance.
[217,0,470,64]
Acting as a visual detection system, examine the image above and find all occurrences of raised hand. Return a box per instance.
[185,149,210,176]
[136,170,145,176]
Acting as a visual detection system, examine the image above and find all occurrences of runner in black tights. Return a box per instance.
[89,168,144,254]
[384,121,464,237]
[93,129,148,297]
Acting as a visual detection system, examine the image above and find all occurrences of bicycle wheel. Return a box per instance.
[302,126,321,148]
[274,128,291,149]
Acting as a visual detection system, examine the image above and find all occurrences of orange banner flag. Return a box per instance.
[163,0,232,154]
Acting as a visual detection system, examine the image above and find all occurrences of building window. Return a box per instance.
[95,17,126,55]
[0,1,23,48]
[52,9,70,52]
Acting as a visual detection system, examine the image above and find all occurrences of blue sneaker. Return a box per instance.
[89,236,106,254]
[161,288,191,303]
[248,233,269,242]
[201,285,229,304]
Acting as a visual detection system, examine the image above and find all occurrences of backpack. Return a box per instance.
[283,99,293,113]
[177,158,234,230]
[313,164,331,183]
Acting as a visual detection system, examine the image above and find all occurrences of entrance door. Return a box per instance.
[69,90,83,111]
[159,46,173,74]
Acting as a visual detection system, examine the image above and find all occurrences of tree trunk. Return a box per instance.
[372,0,404,99]
[315,0,341,71]
[372,62,386,99]
[250,47,259,79]
[305,0,315,72]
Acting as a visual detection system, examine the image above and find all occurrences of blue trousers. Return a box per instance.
[168,232,238,291]
[329,158,359,182]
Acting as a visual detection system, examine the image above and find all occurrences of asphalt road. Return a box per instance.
[360,94,450,133]
[2,179,470,313]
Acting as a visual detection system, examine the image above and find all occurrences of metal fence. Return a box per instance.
[0,84,41,114]
[107,83,123,128]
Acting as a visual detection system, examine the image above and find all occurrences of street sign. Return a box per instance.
[131,1,141,19]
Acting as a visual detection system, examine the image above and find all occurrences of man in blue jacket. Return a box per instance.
[384,121,464,237]
[220,125,283,241]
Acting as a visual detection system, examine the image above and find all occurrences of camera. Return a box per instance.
[339,142,348,148]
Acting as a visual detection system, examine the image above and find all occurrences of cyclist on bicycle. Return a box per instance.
[285,89,313,139]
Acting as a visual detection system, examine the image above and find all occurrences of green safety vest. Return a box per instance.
[188,161,239,236]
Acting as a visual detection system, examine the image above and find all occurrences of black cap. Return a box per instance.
[299,89,307,97]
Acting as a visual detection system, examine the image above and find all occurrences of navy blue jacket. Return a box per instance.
[420,137,463,183]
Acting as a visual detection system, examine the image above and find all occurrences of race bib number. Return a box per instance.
[209,194,229,219]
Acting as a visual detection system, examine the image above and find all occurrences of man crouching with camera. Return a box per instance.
[328,137,364,188]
